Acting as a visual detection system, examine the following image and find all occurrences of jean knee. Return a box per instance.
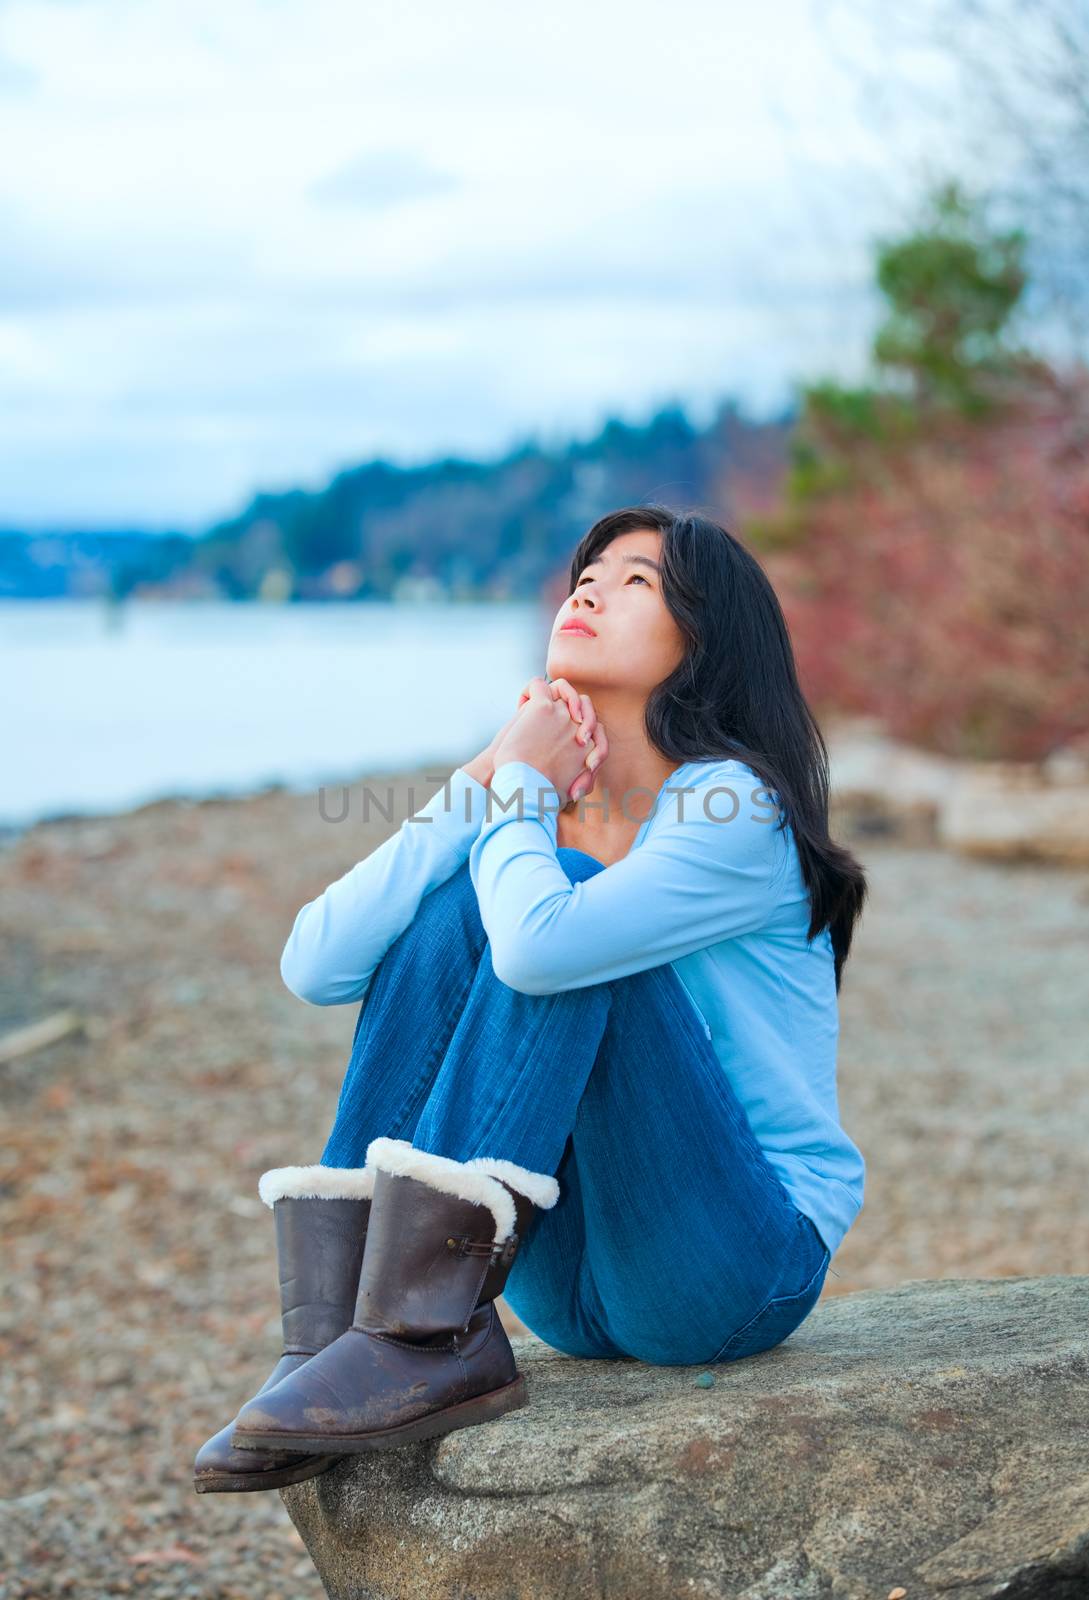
[429,853,474,899]
[412,854,480,928]
[367,856,486,997]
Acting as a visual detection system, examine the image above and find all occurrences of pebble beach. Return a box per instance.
[2,769,1087,1599]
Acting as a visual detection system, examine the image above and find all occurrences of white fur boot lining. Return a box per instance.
[258,1164,376,1209]
[366,1136,560,1243]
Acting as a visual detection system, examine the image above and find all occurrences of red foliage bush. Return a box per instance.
[755,370,1089,761]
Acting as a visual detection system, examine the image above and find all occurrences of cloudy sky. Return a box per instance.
[0,0,959,529]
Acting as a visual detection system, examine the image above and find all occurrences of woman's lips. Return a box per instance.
[559,623,596,637]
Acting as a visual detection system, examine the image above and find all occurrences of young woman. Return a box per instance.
[194,504,868,1494]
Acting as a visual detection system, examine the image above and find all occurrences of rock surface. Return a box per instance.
[282,1275,1089,1600]
[826,719,1089,863]
[938,763,1089,864]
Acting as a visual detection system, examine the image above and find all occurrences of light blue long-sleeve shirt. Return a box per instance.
[280,757,865,1259]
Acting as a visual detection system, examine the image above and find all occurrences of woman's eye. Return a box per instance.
[573,573,649,589]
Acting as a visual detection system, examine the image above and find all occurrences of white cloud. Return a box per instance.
[308,148,458,210]
[0,0,952,526]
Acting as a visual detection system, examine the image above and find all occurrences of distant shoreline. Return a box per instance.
[0,758,466,849]
[0,776,296,844]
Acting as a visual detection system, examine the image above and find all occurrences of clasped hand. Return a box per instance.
[485,676,608,805]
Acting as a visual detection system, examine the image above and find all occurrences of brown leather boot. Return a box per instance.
[193,1164,374,1493]
[228,1137,558,1455]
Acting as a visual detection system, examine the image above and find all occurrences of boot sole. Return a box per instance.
[193,1451,344,1493]
[230,1372,528,1455]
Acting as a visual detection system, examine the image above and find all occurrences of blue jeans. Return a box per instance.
[320,847,831,1366]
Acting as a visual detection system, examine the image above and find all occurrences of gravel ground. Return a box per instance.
[2,770,1087,1599]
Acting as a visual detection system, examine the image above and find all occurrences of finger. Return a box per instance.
[520,677,562,706]
[570,767,596,802]
[544,676,584,727]
[575,692,597,747]
[583,717,608,772]
[577,693,601,759]
[545,677,592,744]
[520,676,554,708]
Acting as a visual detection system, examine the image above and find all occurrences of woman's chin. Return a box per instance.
[548,644,598,678]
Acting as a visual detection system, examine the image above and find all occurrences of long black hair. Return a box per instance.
[567,504,868,991]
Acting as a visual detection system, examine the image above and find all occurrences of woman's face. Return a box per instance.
[546,528,685,697]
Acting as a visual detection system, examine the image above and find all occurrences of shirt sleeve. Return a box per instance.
[467,757,790,995]
[280,766,491,1006]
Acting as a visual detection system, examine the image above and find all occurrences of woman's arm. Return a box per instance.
[468,757,790,994]
[279,683,596,1007]
[280,766,491,1006]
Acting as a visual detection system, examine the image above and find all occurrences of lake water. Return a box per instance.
[0,600,549,830]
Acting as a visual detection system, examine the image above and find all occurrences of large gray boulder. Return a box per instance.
[825,720,1089,865]
[282,1276,1088,1600]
